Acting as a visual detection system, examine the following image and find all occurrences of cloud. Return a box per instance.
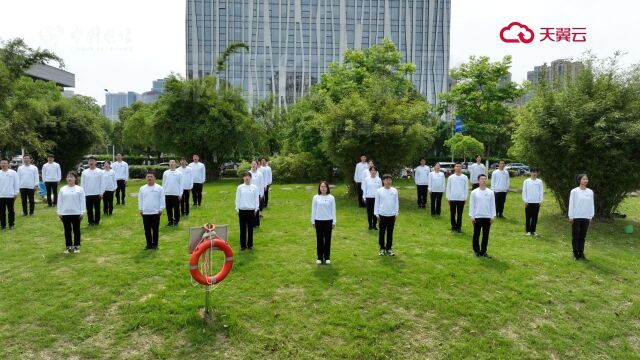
[500,22,535,43]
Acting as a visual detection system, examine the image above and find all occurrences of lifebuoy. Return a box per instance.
[189,238,234,285]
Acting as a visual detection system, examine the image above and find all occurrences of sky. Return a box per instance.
[0,0,638,105]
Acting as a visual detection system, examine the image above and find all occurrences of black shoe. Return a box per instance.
[474,252,481,257]
[481,253,492,259]
[241,247,247,251]
[166,222,173,227]
[144,246,152,250]
[9,226,13,230]
[22,213,28,217]
[373,226,378,230]
[368,226,373,230]
[456,228,462,233]
[248,247,253,250]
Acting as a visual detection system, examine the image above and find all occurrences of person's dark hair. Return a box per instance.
[1,158,9,163]
[116,153,122,156]
[180,157,186,162]
[498,159,505,164]
[262,156,269,162]
[420,158,426,162]
[146,170,157,178]
[47,154,54,158]
[23,154,31,159]
[369,166,377,172]
[475,154,481,159]
[104,160,111,166]
[66,171,78,180]
[317,180,331,195]
[576,173,588,186]
[382,174,392,181]
[434,162,440,167]
[454,162,461,166]
[530,167,539,173]
[88,156,96,161]
[477,174,487,181]
[242,171,252,178]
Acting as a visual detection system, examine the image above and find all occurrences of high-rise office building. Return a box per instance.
[186,0,450,106]
[104,91,139,121]
[520,59,584,103]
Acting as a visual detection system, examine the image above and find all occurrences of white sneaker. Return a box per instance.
[526,232,532,236]
[64,247,71,254]
[316,259,322,265]
[387,250,395,256]
[325,260,331,264]
[74,246,80,253]
[379,249,386,256]
[532,232,538,237]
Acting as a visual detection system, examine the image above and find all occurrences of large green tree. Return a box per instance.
[444,133,484,161]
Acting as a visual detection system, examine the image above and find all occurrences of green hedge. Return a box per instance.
[235,153,331,183]
[92,155,171,166]
[128,165,168,179]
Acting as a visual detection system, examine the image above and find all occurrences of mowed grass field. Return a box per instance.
[0,177,639,359]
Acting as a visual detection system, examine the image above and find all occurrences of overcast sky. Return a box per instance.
[1,0,637,105]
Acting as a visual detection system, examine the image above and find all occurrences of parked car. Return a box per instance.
[438,162,457,177]
[9,155,23,170]
[504,163,530,176]
[76,160,105,175]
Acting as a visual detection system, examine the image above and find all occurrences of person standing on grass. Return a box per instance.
[469,174,496,258]
[41,154,61,207]
[375,174,399,256]
[446,163,469,233]
[112,153,129,206]
[17,154,39,217]
[101,161,117,216]
[568,174,595,260]
[354,155,368,208]
[81,157,103,226]
[189,154,206,208]
[362,160,378,181]
[469,155,486,190]
[178,158,193,217]
[491,160,510,218]
[162,159,183,227]
[57,171,85,254]
[249,160,265,228]
[414,158,430,209]
[138,171,165,250]
[427,163,445,216]
[0,158,19,230]
[522,168,544,236]
[312,180,336,265]
[362,166,382,230]
[260,157,273,208]
[235,171,259,251]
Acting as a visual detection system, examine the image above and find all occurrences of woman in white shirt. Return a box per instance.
[102,161,117,216]
[311,181,336,264]
[235,171,259,250]
[568,174,595,260]
[57,171,85,254]
[362,166,382,230]
[428,163,446,216]
[469,174,496,258]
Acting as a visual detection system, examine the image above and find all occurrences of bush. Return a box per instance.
[222,169,238,178]
[235,161,252,178]
[128,165,168,179]
[92,155,169,166]
[269,153,331,183]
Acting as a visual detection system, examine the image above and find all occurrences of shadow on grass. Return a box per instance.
[581,258,621,276]
[313,264,341,284]
[477,255,510,272]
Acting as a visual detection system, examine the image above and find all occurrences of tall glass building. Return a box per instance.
[186,0,450,106]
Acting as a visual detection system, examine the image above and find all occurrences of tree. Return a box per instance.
[444,133,484,161]
[252,95,287,156]
[122,102,159,158]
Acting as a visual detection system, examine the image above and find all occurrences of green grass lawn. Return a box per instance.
[1,177,639,359]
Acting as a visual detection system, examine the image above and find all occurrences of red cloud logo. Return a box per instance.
[500,22,535,43]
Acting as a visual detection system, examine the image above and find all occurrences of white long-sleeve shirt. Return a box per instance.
[374,187,399,217]
[138,184,165,214]
[568,187,595,220]
[57,185,86,216]
[189,162,206,184]
[362,176,382,199]
[261,165,273,185]
[0,169,19,198]
[102,169,118,192]
[469,163,486,184]
[80,168,104,196]
[354,162,369,182]
[311,194,337,225]
[491,169,510,193]
[469,188,496,219]
[249,169,264,197]
[522,178,544,204]
[427,171,445,193]
[446,174,469,201]
[42,162,61,182]
[162,169,183,196]
[414,165,430,185]
[112,161,129,181]
[17,164,39,189]
[235,183,259,212]
[178,166,193,190]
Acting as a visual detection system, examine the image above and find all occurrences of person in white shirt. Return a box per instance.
[57,171,85,254]
[112,153,129,206]
[375,174,399,256]
[353,155,368,208]
[101,161,117,216]
[17,154,39,216]
[469,155,486,190]
[469,174,496,258]
[414,158,430,209]
[260,157,273,208]
[522,168,544,236]
[162,159,183,227]
[312,181,337,264]
[42,154,61,207]
[236,171,260,250]
[188,154,206,208]
[568,174,595,260]
[81,157,104,226]
[249,160,264,227]
[427,163,446,216]
[0,158,19,230]
[178,158,193,216]
[491,160,510,218]
[362,166,382,230]
[138,171,165,250]
[361,160,378,181]
[446,163,469,233]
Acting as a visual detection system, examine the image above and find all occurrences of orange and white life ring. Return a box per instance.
[189,238,234,285]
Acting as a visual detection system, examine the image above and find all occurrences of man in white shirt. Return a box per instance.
[375,174,399,256]
[162,159,183,227]
[362,166,382,230]
[236,171,260,250]
[446,163,469,233]
[469,155,486,190]
[260,157,273,208]
[81,157,104,226]
[568,174,595,260]
[469,174,496,257]
[522,168,544,236]
[353,155,368,208]
[428,163,446,216]
[189,154,206,208]
[112,153,129,206]
[414,158,430,209]
[491,160,510,218]
[178,158,193,217]
[17,154,39,216]
[249,160,264,227]
[42,154,61,207]
[138,171,165,250]
[0,158,19,230]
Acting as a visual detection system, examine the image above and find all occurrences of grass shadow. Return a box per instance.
[312,264,341,284]
[477,255,510,273]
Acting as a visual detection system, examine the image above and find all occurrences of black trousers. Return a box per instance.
[315,219,333,261]
[165,195,180,224]
[0,198,15,228]
[471,183,480,190]
[103,191,114,215]
[416,185,428,207]
[142,214,160,248]
[238,209,255,248]
[254,197,263,227]
[430,192,443,215]
[525,203,541,233]
[472,218,492,255]
[449,200,465,230]
[356,182,365,207]
[116,180,126,205]
[264,185,270,207]
[45,182,58,206]
[572,219,590,258]
[20,188,35,215]
[61,215,81,247]
[495,192,507,216]
[85,195,101,225]
[365,198,377,228]
[378,215,396,250]
[180,189,190,215]
[192,183,203,206]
